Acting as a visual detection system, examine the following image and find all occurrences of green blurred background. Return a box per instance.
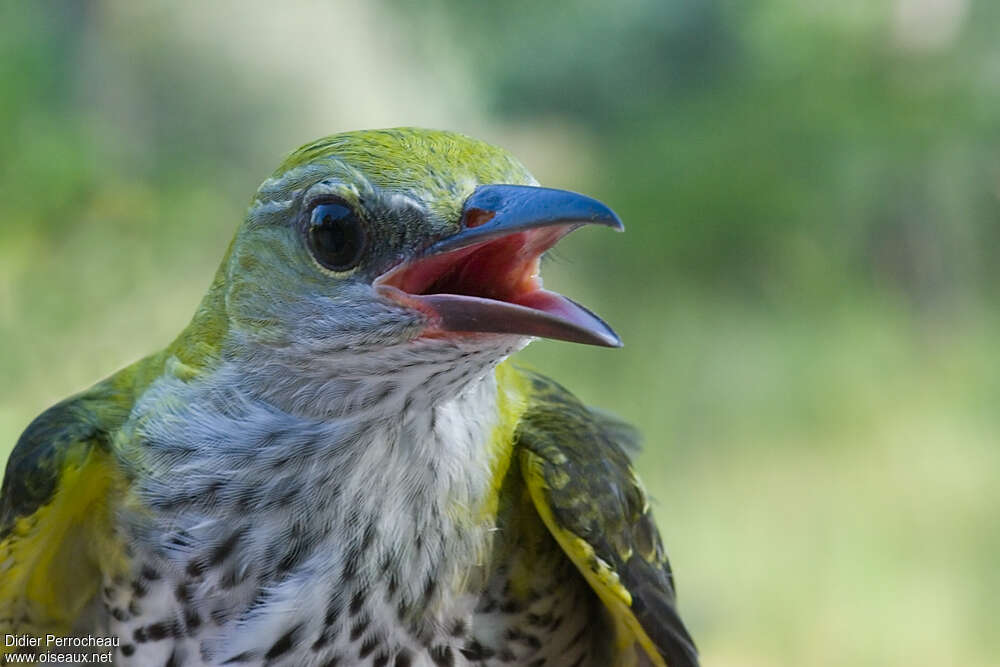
[1,1,998,665]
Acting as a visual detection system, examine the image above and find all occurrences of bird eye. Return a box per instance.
[306,201,367,272]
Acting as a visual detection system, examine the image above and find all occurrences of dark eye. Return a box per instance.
[306,201,367,271]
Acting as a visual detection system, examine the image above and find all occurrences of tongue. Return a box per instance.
[414,289,622,347]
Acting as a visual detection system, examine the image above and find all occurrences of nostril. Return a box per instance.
[462,207,496,229]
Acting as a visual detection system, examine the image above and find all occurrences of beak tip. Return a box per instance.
[598,328,624,348]
[593,204,623,232]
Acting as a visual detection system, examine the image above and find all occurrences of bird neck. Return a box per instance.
[229,332,526,421]
[119,343,532,610]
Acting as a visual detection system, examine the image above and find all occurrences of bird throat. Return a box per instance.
[112,335,529,659]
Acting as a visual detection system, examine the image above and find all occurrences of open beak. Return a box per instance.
[375,184,624,347]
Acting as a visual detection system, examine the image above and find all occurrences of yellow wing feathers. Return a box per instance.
[513,368,698,667]
[0,389,128,648]
[0,444,120,641]
[522,450,665,667]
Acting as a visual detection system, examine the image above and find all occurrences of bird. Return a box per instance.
[0,128,698,667]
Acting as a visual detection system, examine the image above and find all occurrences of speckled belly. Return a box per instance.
[96,513,610,667]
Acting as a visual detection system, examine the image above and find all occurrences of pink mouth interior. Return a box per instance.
[376,226,571,306]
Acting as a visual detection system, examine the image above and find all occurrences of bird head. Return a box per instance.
[214,128,621,385]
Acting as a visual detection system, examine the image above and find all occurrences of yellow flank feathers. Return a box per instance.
[0,444,124,651]
[520,449,668,667]
[471,361,532,525]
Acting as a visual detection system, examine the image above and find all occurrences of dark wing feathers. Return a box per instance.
[515,368,698,667]
[1,394,110,537]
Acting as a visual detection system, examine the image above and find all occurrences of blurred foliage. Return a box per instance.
[1,1,998,666]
